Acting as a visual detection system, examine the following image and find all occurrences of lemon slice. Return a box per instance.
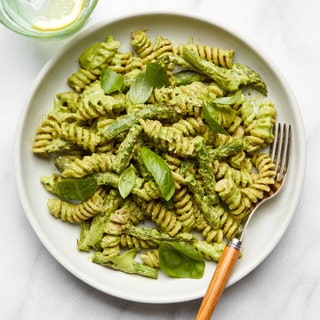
[32,0,86,31]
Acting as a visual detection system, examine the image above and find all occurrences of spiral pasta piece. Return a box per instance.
[140,118,180,143]
[75,85,126,121]
[240,153,275,202]
[47,187,106,223]
[140,249,160,268]
[53,153,83,173]
[100,236,121,260]
[244,101,277,153]
[133,179,162,202]
[119,234,157,249]
[200,125,218,146]
[192,208,224,243]
[141,201,182,236]
[215,178,242,210]
[229,197,252,220]
[172,117,206,137]
[62,152,115,178]
[162,153,183,171]
[55,91,80,113]
[108,52,130,72]
[219,210,240,240]
[149,82,207,117]
[254,153,276,183]
[226,116,243,139]
[100,234,120,248]
[107,51,141,73]
[131,30,155,61]
[95,116,116,131]
[104,205,133,236]
[237,99,257,128]
[56,122,101,153]
[32,118,58,156]
[172,187,196,231]
[213,160,253,188]
[67,68,101,92]
[154,35,174,58]
[174,40,234,68]
[229,150,246,169]
[215,172,270,220]
[240,181,269,203]
[95,140,116,153]
[122,199,146,225]
[200,224,224,244]
[131,31,175,65]
[140,119,195,156]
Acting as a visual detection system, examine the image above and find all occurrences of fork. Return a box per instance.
[196,123,292,320]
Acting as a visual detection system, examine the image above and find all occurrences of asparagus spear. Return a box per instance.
[92,249,158,279]
[124,225,195,243]
[194,136,219,205]
[102,104,180,140]
[94,171,120,188]
[208,138,243,160]
[182,48,267,95]
[185,174,220,229]
[110,124,142,174]
[174,70,209,86]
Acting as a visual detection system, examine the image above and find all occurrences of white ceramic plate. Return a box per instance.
[15,12,305,303]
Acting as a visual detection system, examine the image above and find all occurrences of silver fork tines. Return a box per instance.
[270,123,292,183]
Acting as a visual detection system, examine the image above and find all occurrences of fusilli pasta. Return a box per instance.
[32,29,278,280]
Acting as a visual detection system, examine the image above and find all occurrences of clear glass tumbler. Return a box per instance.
[0,0,98,39]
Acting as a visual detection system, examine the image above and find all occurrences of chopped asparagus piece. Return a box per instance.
[174,70,209,86]
[182,48,267,95]
[94,172,120,188]
[194,136,219,204]
[124,225,195,243]
[77,220,92,252]
[185,174,220,229]
[110,124,142,174]
[102,104,180,140]
[92,249,158,279]
[208,138,243,160]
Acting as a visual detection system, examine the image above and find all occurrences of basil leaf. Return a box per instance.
[146,63,169,88]
[101,68,124,94]
[213,90,242,105]
[55,176,98,201]
[119,166,136,198]
[202,98,230,136]
[129,70,153,104]
[159,241,205,279]
[128,63,169,104]
[140,147,175,201]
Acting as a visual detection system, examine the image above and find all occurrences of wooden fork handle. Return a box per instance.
[196,238,241,320]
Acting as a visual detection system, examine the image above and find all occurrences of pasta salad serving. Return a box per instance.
[32,30,277,280]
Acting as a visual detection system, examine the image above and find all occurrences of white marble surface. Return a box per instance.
[0,1,319,319]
